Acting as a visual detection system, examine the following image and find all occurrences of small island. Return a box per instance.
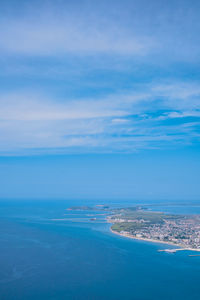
[67,205,110,211]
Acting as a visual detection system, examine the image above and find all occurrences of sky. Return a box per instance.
[0,0,199,201]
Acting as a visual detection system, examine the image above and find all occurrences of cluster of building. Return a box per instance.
[111,213,200,249]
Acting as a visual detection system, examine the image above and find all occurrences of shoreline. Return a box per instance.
[110,227,200,253]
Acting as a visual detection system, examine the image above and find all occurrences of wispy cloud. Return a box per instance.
[0,0,200,62]
[0,81,199,155]
[0,14,153,57]
[0,1,200,155]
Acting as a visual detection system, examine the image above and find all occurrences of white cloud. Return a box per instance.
[0,0,200,63]
[0,92,134,122]
[111,118,130,124]
[0,16,154,56]
[158,111,200,120]
[0,80,199,155]
[0,1,200,156]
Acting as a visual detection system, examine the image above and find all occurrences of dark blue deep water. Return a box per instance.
[1,200,200,300]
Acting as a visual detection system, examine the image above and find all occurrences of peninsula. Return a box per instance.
[66,205,200,251]
[108,207,200,251]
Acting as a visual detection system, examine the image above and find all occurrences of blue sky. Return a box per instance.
[0,0,199,200]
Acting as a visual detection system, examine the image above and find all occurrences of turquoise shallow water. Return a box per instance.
[0,200,200,300]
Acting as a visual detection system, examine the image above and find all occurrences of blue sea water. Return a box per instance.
[1,199,200,300]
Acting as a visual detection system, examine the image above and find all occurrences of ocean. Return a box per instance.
[0,199,200,300]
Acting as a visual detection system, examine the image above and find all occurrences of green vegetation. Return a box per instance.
[111,222,145,232]
[112,208,168,224]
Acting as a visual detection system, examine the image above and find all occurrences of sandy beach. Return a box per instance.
[110,228,200,253]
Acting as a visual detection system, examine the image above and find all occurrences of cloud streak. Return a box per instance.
[0,14,153,57]
[0,0,200,62]
[0,0,200,155]
[0,81,199,155]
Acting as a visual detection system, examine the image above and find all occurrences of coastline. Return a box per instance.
[110,227,200,253]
